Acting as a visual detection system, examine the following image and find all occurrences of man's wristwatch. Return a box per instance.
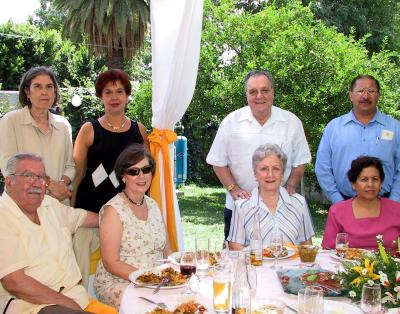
[226,183,237,192]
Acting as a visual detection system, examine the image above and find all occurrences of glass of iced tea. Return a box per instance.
[335,233,349,259]
[213,262,231,313]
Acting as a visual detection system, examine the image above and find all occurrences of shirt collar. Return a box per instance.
[20,106,58,130]
[0,191,48,220]
[343,109,384,126]
[0,191,26,218]
[238,105,287,124]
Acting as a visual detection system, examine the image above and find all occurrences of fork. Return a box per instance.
[153,277,169,294]
[138,296,167,309]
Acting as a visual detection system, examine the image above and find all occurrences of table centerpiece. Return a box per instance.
[335,235,400,309]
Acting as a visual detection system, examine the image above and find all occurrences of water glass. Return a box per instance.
[247,264,257,298]
[213,262,231,313]
[195,238,210,277]
[298,286,324,314]
[269,231,283,270]
[361,284,381,313]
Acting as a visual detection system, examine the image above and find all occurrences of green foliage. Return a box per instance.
[32,0,66,31]
[170,0,400,185]
[0,22,105,90]
[53,0,150,69]
[308,0,400,53]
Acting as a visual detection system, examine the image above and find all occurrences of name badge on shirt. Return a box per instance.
[381,129,394,141]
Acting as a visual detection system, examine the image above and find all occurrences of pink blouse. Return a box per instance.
[322,198,400,251]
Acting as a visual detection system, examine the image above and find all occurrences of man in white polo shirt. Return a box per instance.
[206,70,311,239]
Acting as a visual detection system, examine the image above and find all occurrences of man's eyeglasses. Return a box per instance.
[353,89,379,96]
[12,173,49,184]
[247,88,273,97]
[125,165,153,176]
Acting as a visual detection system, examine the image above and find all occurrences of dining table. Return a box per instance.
[118,250,387,314]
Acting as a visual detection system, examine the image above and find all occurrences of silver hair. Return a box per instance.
[252,143,287,173]
[244,70,274,92]
[5,153,44,176]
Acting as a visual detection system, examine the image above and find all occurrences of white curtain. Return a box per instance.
[150,0,204,250]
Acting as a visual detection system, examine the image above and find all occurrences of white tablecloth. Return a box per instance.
[119,252,346,314]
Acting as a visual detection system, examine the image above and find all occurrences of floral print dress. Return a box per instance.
[94,193,166,308]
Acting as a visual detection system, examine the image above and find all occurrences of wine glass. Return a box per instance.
[335,233,349,259]
[269,231,283,270]
[180,251,196,295]
[361,283,381,313]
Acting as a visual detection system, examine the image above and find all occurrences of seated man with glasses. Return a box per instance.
[0,153,117,314]
[315,74,400,203]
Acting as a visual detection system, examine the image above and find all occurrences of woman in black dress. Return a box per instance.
[71,69,149,288]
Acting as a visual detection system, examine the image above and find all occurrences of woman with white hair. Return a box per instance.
[228,143,314,250]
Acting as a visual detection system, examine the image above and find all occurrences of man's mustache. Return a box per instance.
[28,187,43,194]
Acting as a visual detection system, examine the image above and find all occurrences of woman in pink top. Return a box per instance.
[322,156,400,251]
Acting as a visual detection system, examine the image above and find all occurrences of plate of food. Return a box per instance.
[263,246,296,260]
[277,268,344,297]
[330,248,365,262]
[145,300,207,314]
[130,266,187,290]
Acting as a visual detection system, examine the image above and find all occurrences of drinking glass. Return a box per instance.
[180,251,196,295]
[195,238,210,277]
[247,264,257,298]
[213,262,231,313]
[335,233,349,259]
[269,231,283,270]
[361,284,381,314]
[298,286,324,314]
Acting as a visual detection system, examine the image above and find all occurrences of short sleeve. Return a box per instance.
[206,118,231,167]
[45,196,87,233]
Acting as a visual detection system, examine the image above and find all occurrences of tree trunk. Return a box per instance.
[106,47,124,69]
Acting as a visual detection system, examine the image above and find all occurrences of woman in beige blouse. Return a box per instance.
[94,144,171,308]
[0,66,74,202]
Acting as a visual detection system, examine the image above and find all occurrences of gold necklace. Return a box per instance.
[123,191,144,206]
[105,117,127,130]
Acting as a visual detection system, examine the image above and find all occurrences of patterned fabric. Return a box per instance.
[94,193,166,308]
[75,119,143,213]
[228,187,315,246]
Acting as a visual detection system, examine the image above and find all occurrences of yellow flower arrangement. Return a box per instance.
[335,236,400,308]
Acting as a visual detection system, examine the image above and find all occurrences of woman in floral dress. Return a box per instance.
[94,144,171,308]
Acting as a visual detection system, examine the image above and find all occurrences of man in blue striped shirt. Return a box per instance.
[315,75,400,203]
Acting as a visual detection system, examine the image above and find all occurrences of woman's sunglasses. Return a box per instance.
[125,165,153,176]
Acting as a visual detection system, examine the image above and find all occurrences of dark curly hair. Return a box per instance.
[347,156,385,183]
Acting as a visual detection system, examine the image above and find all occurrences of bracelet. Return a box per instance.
[226,183,237,192]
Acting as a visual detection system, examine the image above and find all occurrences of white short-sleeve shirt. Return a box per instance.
[206,106,311,210]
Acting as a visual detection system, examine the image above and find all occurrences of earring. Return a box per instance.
[122,177,126,183]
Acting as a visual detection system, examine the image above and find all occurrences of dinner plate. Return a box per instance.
[329,252,359,264]
[263,247,296,260]
[129,267,187,290]
[323,300,362,314]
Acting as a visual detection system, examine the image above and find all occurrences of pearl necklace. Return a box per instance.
[123,191,144,206]
[105,117,127,130]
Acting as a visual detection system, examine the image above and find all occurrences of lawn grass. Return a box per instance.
[178,184,329,249]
